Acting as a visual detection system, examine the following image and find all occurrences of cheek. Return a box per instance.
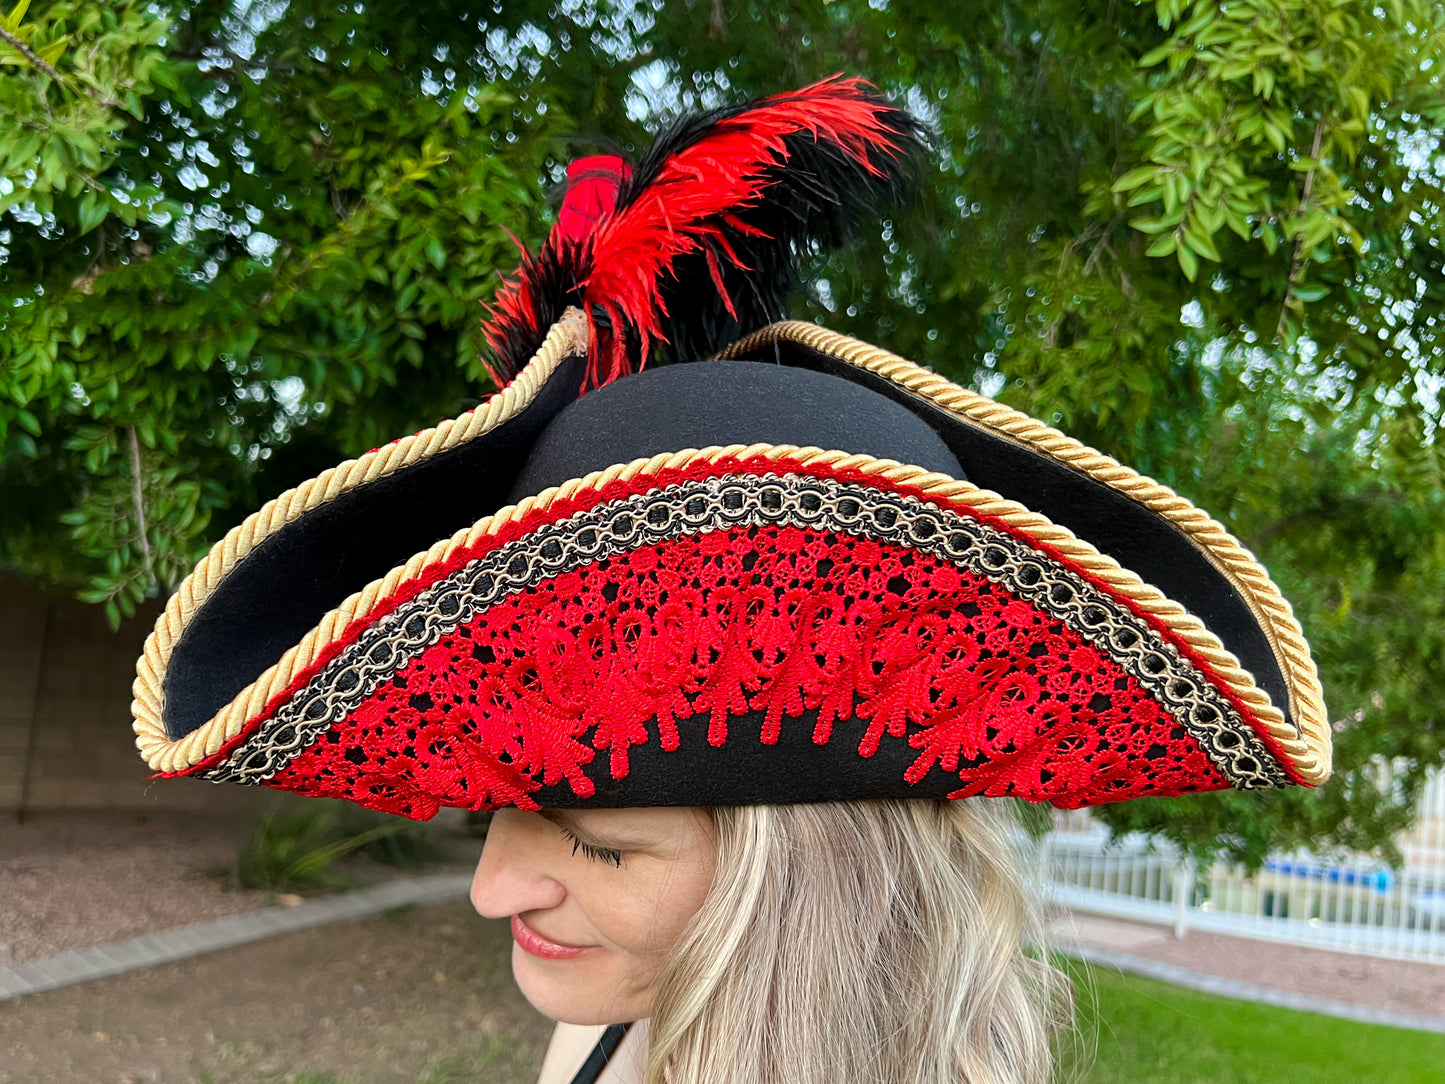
[588,897,686,960]
[591,852,716,960]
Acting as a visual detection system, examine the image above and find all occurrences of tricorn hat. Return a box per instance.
[132,77,1330,818]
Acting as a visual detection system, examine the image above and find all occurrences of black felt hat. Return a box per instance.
[133,78,1330,817]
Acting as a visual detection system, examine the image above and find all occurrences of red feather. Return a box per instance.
[481,75,922,390]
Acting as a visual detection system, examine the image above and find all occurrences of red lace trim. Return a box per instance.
[270,525,1224,816]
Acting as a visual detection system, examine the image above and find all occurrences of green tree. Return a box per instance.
[3,0,1443,863]
[1,0,561,620]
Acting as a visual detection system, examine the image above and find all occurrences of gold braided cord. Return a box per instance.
[136,443,1293,780]
[131,310,590,771]
[717,321,1330,785]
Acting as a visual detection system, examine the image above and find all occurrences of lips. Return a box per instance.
[511,913,597,960]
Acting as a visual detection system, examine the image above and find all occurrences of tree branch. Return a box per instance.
[0,23,123,108]
[127,427,155,586]
[708,0,727,39]
[0,23,62,82]
[1083,214,1126,277]
[1275,117,1327,342]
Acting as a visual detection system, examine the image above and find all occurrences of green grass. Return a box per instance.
[1062,957,1445,1083]
[229,804,452,897]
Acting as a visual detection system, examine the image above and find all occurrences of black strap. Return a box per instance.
[567,1022,632,1084]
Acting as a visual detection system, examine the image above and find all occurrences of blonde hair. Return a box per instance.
[645,799,1071,1084]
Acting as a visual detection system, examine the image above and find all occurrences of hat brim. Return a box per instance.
[717,322,1329,785]
[132,311,589,772]
[132,319,1329,810]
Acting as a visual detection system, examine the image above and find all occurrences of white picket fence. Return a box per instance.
[1037,764,1445,964]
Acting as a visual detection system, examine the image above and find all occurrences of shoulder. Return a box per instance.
[536,1022,609,1084]
[535,1020,650,1084]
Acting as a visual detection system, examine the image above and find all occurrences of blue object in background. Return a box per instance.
[1265,858,1394,894]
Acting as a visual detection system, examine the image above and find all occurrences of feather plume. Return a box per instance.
[481,75,924,389]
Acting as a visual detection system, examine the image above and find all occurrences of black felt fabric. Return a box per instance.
[161,355,589,741]
[727,340,1293,726]
[511,360,963,500]
[535,707,967,808]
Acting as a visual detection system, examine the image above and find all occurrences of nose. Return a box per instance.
[470,808,567,919]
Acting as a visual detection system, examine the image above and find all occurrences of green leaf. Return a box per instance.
[1139,43,1174,68]
[1262,119,1287,154]
[1176,243,1199,281]
[1146,233,1178,257]
[1183,221,1222,262]
[2,0,32,33]
[37,35,68,66]
[1129,215,1175,235]
[1114,167,1161,194]
[1346,84,1370,121]
[77,190,107,234]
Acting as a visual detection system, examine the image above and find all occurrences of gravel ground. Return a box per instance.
[0,898,551,1084]
[1,812,272,968]
[1,809,480,968]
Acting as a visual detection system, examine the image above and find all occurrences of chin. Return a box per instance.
[511,944,644,1025]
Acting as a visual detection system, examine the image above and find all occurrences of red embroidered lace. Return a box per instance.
[272,524,1224,816]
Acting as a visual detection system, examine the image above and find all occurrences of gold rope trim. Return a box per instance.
[131,310,590,773]
[716,321,1330,785]
[135,443,1304,780]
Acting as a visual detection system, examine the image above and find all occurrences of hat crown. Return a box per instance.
[510,360,963,502]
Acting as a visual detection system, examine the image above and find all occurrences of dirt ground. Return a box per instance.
[1,808,478,967]
[0,898,553,1084]
[2,811,270,967]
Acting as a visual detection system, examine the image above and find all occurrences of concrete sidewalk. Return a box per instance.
[1049,911,1445,1033]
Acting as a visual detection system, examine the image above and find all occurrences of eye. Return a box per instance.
[558,826,624,868]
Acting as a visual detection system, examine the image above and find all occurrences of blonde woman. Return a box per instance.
[477,800,1065,1084]
[132,78,1330,1084]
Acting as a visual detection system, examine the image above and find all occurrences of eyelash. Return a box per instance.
[558,827,624,867]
